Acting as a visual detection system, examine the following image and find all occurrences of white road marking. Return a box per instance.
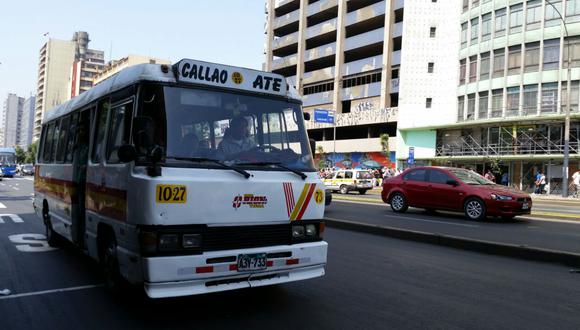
[12,187,19,190]
[520,216,580,225]
[0,214,24,223]
[0,202,5,208]
[383,214,480,228]
[9,234,57,252]
[0,284,104,300]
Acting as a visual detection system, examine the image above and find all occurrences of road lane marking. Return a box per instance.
[0,284,104,300]
[0,214,24,223]
[12,187,19,190]
[325,215,479,228]
[0,202,5,208]
[9,234,58,252]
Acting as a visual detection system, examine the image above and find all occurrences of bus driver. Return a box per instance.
[218,116,256,156]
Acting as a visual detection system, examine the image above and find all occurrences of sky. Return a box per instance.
[0,0,266,104]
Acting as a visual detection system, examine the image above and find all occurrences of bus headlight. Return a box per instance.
[292,225,305,239]
[182,234,202,248]
[305,224,317,237]
[158,234,179,251]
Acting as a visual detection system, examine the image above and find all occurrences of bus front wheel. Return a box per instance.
[100,233,125,293]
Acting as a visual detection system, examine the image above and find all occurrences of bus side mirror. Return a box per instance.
[303,112,311,121]
[118,145,137,163]
[309,138,316,155]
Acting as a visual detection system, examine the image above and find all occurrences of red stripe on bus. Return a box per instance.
[295,184,316,221]
[196,266,214,274]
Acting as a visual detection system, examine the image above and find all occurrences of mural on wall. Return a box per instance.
[315,152,396,169]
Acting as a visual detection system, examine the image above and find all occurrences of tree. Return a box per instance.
[315,145,326,169]
[15,146,26,164]
[25,141,38,164]
[380,133,390,156]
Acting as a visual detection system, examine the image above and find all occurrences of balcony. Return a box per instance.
[303,66,335,85]
[274,9,300,30]
[307,0,338,17]
[304,42,337,62]
[342,55,383,76]
[272,54,298,71]
[306,18,338,39]
[303,91,333,107]
[393,21,403,38]
[345,1,385,26]
[344,28,384,52]
[342,81,382,100]
[391,50,401,66]
[272,31,299,50]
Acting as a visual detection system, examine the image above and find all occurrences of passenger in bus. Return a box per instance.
[218,116,256,156]
[179,133,199,157]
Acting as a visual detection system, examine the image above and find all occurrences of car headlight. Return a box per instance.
[490,193,513,201]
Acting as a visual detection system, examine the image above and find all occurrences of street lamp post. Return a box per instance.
[545,0,571,197]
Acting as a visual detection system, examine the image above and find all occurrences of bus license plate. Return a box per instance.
[522,203,529,210]
[237,253,267,272]
[156,184,187,203]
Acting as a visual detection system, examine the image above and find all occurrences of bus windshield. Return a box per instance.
[137,85,315,171]
[0,153,15,166]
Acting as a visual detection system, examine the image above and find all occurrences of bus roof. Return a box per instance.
[43,60,301,124]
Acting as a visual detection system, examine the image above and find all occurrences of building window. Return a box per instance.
[561,81,580,112]
[480,52,490,80]
[491,89,504,117]
[428,62,434,73]
[508,45,522,75]
[567,0,580,17]
[541,83,559,113]
[470,18,478,43]
[524,42,540,72]
[563,36,580,68]
[479,91,489,119]
[430,27,436,38]
[495,9,507,37]
[506,87,520,117]
[458,96,465,121]
[523,84,538,116]
[526,0,542,30]
[493,48,505,78]
[472,0,479,7]
[426,98,433,108]
[303,81,334,95]
[481,13,492,41]
[545,1,562,27]
[463,0,469,13]
[467,94,476,120]
[461,22,468,47]
[341,72,382,88]
[469,56,478,82]
[509,4,523,33]
[459,59,466,85]
[543,39,560,70]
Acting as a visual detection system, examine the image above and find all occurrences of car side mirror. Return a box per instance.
[303,112,311,121]
[446,179,459,186]
[118,144,137,163]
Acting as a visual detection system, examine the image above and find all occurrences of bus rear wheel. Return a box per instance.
[43,206,61,247]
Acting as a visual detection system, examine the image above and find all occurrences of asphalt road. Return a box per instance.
[2,178,580,329]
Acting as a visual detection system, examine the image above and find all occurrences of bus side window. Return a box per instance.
[92,101,110,163]
[64,113,79,163]
[49,120,61,163]
[106,102,134,163]
[37,125,47,163]
[42,122,56,163]
[55,116,70,163]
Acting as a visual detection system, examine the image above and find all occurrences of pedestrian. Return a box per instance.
[572,170,580,197]
[484,169,495,183]
[535,169,546,194]
[501,172,509,186]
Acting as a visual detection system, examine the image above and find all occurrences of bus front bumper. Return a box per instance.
[141,241,327,299]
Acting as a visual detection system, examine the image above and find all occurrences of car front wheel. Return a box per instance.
[464,198,486,221]
[390,192,408,213]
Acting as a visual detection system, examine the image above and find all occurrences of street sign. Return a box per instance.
[407,147,415,165]
[314,109,334,124]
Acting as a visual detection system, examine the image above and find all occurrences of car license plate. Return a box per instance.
[522,203,529,210]
[237,253,267,272]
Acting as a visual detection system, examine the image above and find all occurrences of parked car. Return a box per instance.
[323,169,374,194]
[20,164,35,176]
[381,166,532,221]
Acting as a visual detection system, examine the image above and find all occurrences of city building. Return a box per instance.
[19,96,35,149]
[93,55,170,85]
[264,0,460,169]
[2,93,24,148]
[33,31,104,140]
[398,0,580,194]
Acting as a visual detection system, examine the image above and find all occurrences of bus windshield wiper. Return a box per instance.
[236,161,307,180]
[168,157,251,179]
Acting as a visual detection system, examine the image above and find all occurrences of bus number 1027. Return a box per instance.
[156,185,187,203]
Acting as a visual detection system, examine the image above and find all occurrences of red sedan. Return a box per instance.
[382,166,532,221]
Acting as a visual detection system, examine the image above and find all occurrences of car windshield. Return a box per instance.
[449,168,493,185]
[136,84,315,171]
[357,171,373,179]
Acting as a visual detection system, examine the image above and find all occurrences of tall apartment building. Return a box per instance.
[2,93,24,148]
[34,31,103,140]
[400,0,580,194]
[19,96,35,149]
[265,0,460,169]
[93,55,171,85]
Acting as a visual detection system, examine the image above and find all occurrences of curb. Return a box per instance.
[325,218,580,267]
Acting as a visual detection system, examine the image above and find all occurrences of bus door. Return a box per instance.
[71,109,91,247]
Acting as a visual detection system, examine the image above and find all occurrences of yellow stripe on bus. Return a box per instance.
[290,184,312,221]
